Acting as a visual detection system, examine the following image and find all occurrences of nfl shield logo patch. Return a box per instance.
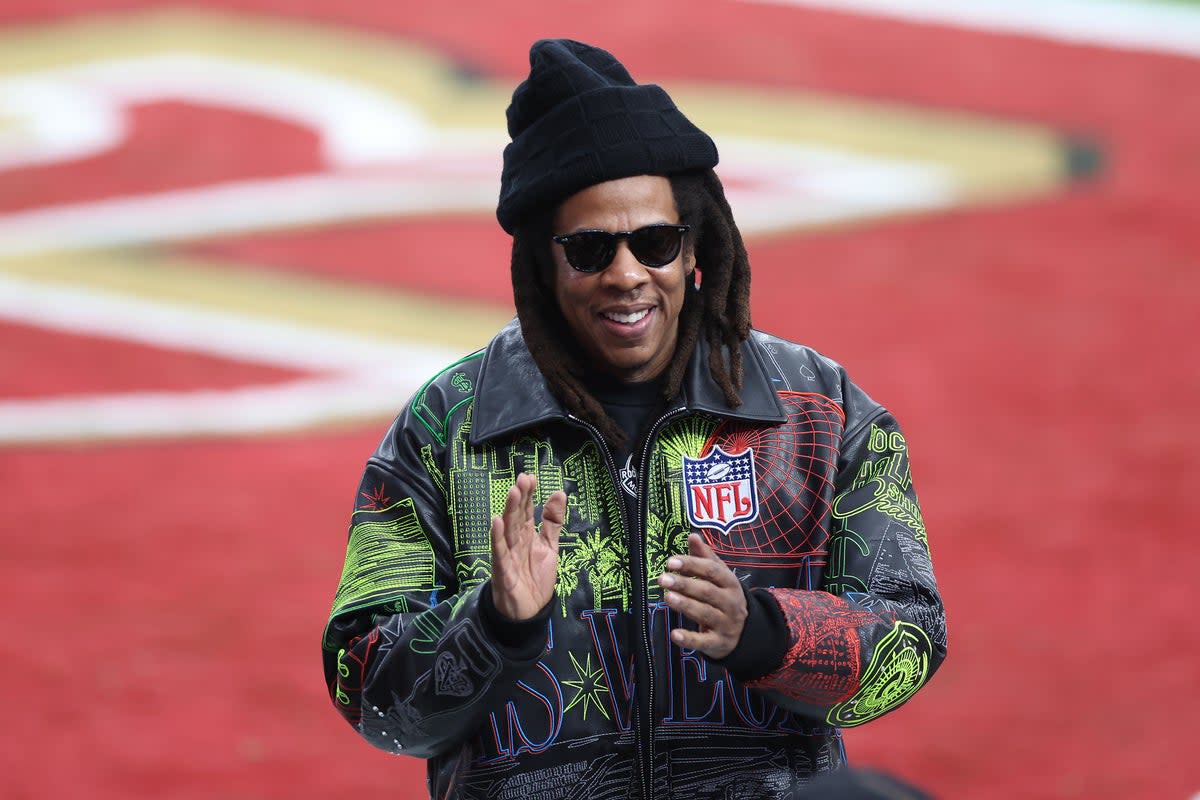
[682,445,760,534]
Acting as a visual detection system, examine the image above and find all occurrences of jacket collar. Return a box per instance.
[470,319,786,445]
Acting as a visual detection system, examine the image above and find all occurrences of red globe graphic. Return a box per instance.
[699,392,845,566]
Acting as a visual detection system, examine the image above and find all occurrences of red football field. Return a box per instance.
[1,2,1197,798]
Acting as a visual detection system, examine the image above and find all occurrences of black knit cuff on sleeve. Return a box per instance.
[713,586,789,681]
[479,581,552,660]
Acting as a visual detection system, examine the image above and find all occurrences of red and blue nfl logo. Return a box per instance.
[682,445,760,534]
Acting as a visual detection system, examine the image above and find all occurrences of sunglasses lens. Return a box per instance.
[555,225,687,272]
[561,233,613,273]
[629,226,684,267]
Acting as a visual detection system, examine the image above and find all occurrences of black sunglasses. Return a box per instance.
[552,224,691,273]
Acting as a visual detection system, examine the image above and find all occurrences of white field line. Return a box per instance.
[0,140,958,257]
[0,273,413,369]
[740,0,1200,58]
[0,53,965,255]
[0,53,431,170]
[0,170,500,258]
[0,274,464,442]
[0,378,425,442]
[0,50,963,443]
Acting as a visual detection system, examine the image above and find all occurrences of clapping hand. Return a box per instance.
[489,473,567,621]
[658,533,747,659]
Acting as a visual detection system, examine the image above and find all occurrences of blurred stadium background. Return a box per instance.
[1,1,1197,797]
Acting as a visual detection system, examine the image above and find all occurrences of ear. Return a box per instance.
[682,235,698,275]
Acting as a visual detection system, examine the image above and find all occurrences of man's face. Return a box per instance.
[552,174,693,384]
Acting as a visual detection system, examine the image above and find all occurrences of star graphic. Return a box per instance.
[562,651,611,721]
[359,483,390,510]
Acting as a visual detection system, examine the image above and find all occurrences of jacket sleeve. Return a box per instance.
[321,403,547,758]
[748,380,947,727]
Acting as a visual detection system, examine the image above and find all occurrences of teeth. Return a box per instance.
[604,309,649,324]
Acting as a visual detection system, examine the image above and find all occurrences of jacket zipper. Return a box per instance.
[569,407,685,800]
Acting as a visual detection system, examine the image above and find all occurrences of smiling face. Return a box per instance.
[552,175,693,383]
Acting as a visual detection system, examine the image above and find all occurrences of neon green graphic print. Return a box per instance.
[557,441,628,614]
[447,405,568,591]
[562,651,611,720]
[334,649,351,705]
[832,423,927,547]
[329,498,439,619]
[826,621,932,727]
[645,416,720,598]
[410,353,483,446]
[823,528,870,595]
[420,443,446,498]
[443,411,629,613]
[556,528,630,614]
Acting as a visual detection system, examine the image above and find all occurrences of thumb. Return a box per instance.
[541,491,567,548]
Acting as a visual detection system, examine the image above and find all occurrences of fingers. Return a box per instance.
[661,582,728,628]
[659,532,746,658]
[669,624,730,654]
[489,475,562,621]
[686,531,715,559]
[490,513,507,559]
[495,475,565,550]
[663,579,746,658]
[659,568,742,626]
[499,474,535,545]
[663,535,740,590]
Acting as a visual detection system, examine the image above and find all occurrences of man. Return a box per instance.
[323,38,946,800]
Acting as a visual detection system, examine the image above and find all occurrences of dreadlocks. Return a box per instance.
[510,169,753,449]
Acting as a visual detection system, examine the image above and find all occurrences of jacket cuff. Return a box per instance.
[479,581,552,660]
[713,586,788,681]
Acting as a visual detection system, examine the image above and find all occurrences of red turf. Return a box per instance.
[1,3,1197,800]
[0,320,307,398]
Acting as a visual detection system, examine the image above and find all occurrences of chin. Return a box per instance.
[603,352,650,373]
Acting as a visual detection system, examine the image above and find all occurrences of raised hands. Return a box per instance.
[489,473,567,621]
[658,532,748,659]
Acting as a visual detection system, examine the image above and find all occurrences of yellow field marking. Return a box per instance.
[673,86,1064,203]
[0,9,1073,445]
[0,252,513,353]
[0,8,1065,205]
[0,9,505,130]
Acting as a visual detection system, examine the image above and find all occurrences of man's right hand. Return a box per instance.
[489,473,566,621]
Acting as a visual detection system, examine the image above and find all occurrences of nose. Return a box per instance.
[599,241,651,291]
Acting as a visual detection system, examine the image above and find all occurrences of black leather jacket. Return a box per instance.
[323,320,947,799]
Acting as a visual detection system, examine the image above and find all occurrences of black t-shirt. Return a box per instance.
[585,373,665,522]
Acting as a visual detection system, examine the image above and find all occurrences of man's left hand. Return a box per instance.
[658,532,747,659]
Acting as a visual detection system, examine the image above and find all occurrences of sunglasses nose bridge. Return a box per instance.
[600,234,654,285]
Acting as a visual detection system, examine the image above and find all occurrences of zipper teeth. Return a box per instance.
[569,409,681,800]
[573,410,686,796]
[565,415,644,798]
[634,425,657,798]
[634,406,685,799]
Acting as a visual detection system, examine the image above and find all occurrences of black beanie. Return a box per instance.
[496,39,719,234]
